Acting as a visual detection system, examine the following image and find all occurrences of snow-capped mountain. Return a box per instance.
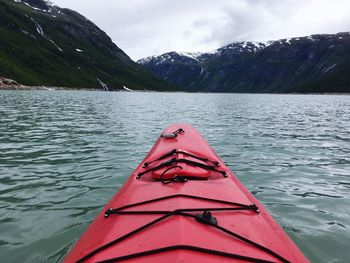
[139,34,350,93]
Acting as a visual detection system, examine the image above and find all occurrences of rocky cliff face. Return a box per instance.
[139,33,350,93]
[0,0,174,90]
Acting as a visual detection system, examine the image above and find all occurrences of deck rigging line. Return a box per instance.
[76,194,290,263]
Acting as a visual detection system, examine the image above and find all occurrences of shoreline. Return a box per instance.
[0,85,349,95]
[0,85,100,91]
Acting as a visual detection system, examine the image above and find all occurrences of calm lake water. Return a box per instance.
[0,90,349,263]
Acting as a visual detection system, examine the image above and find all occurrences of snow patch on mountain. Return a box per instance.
[49,39,63,52]
[206,49,219,55]
[178,52,203,61]
[156,53,173,65]
[139,51,204,65]
[97,78,109,91]
[123,85,133,92]
[259,40,274,47]
[322,64,337,74]
[307,35,319,41]
[13,0,58,16]
[219,41,274,54]
[30,18,44,36]
[138,56,153,64]
[30,16,65,52]
[196,66,204,80]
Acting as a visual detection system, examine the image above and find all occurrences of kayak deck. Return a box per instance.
[64,124,308,263]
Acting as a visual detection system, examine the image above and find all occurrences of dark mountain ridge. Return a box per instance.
[139,33,350,93]
[0,0,174,90]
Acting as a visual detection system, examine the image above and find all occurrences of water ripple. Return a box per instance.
[0,91,349,262]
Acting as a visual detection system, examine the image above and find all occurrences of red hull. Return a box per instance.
[64,124,308,263]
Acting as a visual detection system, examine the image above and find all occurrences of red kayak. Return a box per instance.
[64,124,309,263]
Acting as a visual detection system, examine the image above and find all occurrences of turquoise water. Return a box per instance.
[0,90,349,262]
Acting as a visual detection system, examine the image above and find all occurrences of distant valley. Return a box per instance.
[139,33,350,93]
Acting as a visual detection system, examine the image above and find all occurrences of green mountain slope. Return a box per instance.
[0,0,175,90]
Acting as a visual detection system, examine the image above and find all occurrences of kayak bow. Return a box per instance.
[64,124,309,263]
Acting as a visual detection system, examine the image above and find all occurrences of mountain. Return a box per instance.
[0,0,174,91]
[138,33,350,93]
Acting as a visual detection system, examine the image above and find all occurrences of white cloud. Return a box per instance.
[53,0,350,60]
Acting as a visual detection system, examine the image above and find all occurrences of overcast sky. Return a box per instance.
[53,0,350,60]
